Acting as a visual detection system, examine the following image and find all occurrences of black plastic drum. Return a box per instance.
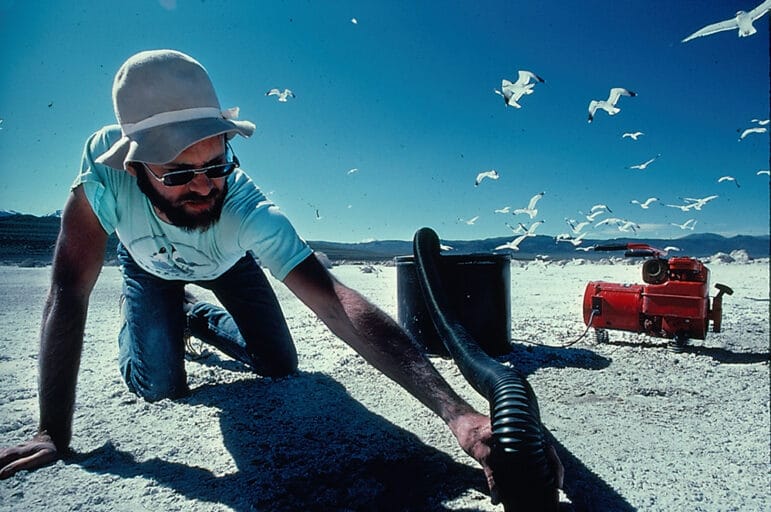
[395,253,511,357]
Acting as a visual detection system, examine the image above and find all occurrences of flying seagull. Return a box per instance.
[627,154,661,170]
[494,70,545,108]
[495,220,543,251]
[587,87,636,122]
[757,170,771,176]
[512,191,545,219]
[751,118,770,125]
[622,131,644,140]
[590,203,613,214]
[566,218,591,234]
[556,231,587,247]
[475,169,500,186]
[682,0,771,42]
[738,126,768,140]
[266,88,295,102]
[681,194,719,210]
[495,233,530,252]
[631,197,659,209]
[718,176,740,187]
[672,219,697,231]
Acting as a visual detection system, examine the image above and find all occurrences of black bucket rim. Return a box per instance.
[395,253,511,264]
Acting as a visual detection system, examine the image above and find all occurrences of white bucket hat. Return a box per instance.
[95,49,255,169]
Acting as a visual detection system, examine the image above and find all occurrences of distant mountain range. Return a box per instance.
[0,211,768,266]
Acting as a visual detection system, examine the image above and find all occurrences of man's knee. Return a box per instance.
[252,349,298,378]
[121,362,189,402]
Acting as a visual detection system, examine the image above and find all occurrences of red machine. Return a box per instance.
[583,243,733,350]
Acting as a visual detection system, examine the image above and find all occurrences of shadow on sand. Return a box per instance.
[73,339,637,512]
[600,338,770,364]
[72,371,489,512]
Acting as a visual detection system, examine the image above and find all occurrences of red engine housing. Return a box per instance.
[583,256,726,341]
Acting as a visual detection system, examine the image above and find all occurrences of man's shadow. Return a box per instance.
[72,370,490,512]
[73,342,637,511]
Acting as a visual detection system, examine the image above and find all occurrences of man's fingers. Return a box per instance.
[546,444,565,489]
[0,445,57,479]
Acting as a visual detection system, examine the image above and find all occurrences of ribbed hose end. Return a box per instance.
[412,227,558,511]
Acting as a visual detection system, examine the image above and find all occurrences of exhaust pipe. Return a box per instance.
[412,227,558,511]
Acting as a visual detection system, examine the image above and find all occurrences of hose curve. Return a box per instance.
[412,226,557,511]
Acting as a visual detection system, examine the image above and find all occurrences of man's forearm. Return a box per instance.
[329,284,477,424]
[37,289,88,451]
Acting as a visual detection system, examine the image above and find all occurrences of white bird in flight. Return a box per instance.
[495,233,530,252]
[681,194,719,210]
[266,88,295,102]
[757,170,771,176]
[494,70,545,108]
[738,126,768,140]
[751,118,770,125]
[587,87,636,122]
[672,219,697,230]
[566,218,591,234]
[622,131,644,140]
[495,220,543,251]
[464,215,480,225]
[682,0,771,42]
[718,176,740,187]
[663,246,681,254]
[556,231,587,246]
[627,154,661,170]
[475,169,499,186]
[590,203,613,214]
[631,197,659,209]
[512,191,545,219]
[347,168,359,175]
[582,210,606,222]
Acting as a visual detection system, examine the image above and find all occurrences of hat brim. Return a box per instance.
[95,117,255,170]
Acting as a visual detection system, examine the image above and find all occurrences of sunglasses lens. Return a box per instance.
[164,171,196,186]
[205,163,236,179]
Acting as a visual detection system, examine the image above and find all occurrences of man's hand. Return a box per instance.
[450,412,564,505]
[449,412,500,502]
[0,431,59,479]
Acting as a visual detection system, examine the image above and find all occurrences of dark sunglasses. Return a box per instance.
[143,144,240,187]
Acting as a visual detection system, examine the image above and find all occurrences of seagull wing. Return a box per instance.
[607,87,635,105]
[682,18,739,42]
[749,0,771,20]
[587,100,600,122]
[516,70,544,85]
[266,88,280,96]
[527,220,544,234]
[528,192,544,210]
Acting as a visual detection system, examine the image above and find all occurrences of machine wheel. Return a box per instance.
[668,333,688,353]
[594,328,609,344]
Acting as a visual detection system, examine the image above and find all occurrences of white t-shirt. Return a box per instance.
[72,125,313,281]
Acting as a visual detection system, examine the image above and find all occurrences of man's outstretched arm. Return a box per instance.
[282,254,499,497]
[0,186,107,478]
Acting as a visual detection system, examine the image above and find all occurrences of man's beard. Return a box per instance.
[136,169,227,232]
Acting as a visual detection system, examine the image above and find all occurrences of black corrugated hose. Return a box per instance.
[412,227,558,511]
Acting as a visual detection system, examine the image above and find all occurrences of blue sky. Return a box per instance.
[0,1,768,243]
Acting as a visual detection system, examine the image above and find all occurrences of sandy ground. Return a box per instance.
[0,259,769,511]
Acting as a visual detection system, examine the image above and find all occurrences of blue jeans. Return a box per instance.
[117,244,298,401]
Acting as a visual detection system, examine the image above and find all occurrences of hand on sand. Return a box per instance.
[0,431,58,479]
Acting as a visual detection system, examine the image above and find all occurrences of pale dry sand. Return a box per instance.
[0,260,769,511]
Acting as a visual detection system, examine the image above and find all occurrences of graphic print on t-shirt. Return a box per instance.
[129,235,217,278]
